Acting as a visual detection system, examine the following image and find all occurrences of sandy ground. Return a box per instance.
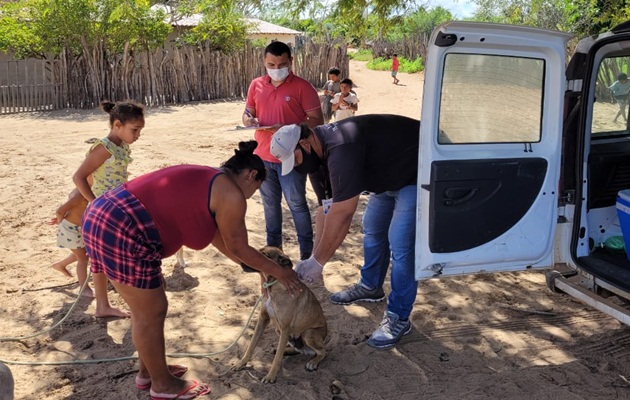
[1,60,630,400]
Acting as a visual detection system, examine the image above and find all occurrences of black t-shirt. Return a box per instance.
[309,114,420,203]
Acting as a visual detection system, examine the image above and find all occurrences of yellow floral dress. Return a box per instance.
[85,138,132,197]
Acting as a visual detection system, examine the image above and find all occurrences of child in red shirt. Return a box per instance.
[391,54,400,85]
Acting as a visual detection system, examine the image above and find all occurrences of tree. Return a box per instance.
[259,0,415,45]
[471,0,567,30]
[175,0,248,51]
[471,0,630,36]
[0,0,171,59]
[386,6,452,41]
[564,0,630,37]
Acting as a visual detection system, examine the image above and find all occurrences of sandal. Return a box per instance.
[149,381,211,400]
[135,364,189,390]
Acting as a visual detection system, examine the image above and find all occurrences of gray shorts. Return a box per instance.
[616,95,628,106]
[57,219,84,249]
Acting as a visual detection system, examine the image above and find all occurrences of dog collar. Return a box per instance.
[262,280,278,289]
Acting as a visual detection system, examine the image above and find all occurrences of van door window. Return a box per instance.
[592,56,630,137]
[439,53,545,144]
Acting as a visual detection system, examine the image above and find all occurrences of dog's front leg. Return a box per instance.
[261,329,290,384]
[232,309,270,371]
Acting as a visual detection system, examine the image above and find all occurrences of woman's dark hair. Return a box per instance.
[101,100,145,126]
[328,67,340,76]
[222,141,266,181]
[299,123,312,140]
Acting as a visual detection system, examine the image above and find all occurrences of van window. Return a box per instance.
[592,56,630,137]
[438,53,545,144]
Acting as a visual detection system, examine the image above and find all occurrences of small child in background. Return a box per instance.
[73,99,145,318]
[48,188,93,298]
[609,73,630,123]
[331,78,359,121]
[322,67,341,123]
[391,54,400,85]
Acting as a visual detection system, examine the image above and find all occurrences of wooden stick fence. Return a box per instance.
[1,39,348,114]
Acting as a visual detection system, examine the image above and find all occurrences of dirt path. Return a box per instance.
[1,60,629,400]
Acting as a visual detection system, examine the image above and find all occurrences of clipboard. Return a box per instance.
[227,125,276,131]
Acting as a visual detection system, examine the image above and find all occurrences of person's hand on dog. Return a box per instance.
[275,268,302,297]
[296,256,323,284]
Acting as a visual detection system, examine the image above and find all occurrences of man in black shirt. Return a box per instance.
[270,114,420,349]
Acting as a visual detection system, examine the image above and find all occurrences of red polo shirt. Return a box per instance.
[245,72,321,162]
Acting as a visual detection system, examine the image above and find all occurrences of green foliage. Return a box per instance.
[0,0,253,58]
[366,56,424,73]
[385,6,453,42]
[0,0,172,58]
[9,0,629,66]
[565,0,630,37]
[470,0,630,35]
[335,0,414,40]
[399,56,424,73]
[105,0,172,52]
[348,49,373,61]
[180,0,247,51]
[171,0,263,17]
[0,1,43,58]
[266,15,321,37]
[248,38,268,48]
[260,0,415,44]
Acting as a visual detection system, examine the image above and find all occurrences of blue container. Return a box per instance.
[616,189,630,260]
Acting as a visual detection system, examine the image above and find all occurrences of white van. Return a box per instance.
[416,21,630,325]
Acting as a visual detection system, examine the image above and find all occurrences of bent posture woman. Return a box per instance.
[82,141,301,400]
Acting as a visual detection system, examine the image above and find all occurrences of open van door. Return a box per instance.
[416,22,573,279]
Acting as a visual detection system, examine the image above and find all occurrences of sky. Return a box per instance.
[433,0,478,19]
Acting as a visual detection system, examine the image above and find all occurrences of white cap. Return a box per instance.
[270,124,301,176]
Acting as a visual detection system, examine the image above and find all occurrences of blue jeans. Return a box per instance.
[360,185,417,319]
[259,161,313,255]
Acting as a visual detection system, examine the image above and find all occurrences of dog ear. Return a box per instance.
[260,246,294,270]
[277,254,293,270]
[240,262,258,273]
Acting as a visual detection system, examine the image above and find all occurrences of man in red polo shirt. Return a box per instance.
[242,41,323,260]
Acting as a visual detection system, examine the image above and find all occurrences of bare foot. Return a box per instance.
[95,306,130,318]
[51,262,73,278]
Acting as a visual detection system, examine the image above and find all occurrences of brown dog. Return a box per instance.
[232,246,327,383]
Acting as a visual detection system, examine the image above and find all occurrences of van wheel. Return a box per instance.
[545,270,564,293]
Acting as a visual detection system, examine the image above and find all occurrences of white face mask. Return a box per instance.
[267,67,289,82]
